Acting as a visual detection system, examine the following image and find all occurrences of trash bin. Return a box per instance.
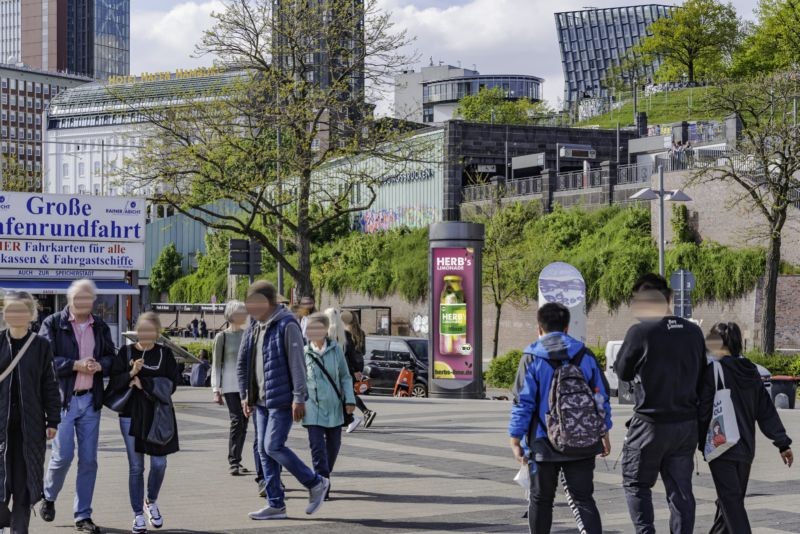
[618,380,635,405]
[770,376,798,409]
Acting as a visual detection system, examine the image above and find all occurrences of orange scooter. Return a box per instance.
[393,366,414,397]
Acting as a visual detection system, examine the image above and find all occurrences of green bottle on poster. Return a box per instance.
[440,275,467,356]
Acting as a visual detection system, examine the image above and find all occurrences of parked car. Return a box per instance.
[363,335,429,397]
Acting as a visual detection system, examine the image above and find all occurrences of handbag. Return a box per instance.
[703,360,741,462]
[0,332,36,383]
[309,351,355,427]
[103,345,134,413]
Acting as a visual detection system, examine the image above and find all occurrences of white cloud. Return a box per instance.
[131,1,223,74]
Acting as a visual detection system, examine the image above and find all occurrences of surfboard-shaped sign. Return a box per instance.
[537,262,587,343]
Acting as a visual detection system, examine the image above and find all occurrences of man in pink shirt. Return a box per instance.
[38,279,116,534]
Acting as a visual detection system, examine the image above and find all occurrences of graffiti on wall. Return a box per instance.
[359,206,436,233]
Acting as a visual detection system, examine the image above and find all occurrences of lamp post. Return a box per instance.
[630,165,692,276]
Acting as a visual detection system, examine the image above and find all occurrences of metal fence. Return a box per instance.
[507,176,543,196]
[617,163,653,184]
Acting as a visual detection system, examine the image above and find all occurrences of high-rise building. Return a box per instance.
[555,5,672,107]
[0,0,129,80]
[394,63,543,124]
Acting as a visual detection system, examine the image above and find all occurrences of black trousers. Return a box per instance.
[708,459,752,534]
[0,415,31,534]
[224,392,249,467]
[354,395,368,414]
[622,418,697,534]
[529,457,602,534]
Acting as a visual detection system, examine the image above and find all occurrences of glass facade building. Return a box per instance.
[555,5,672,107]
[66,0,130,80]
[421,75,543,123]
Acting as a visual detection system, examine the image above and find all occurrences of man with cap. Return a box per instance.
[237,281,329,520]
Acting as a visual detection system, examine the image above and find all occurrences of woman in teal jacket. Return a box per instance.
[303,313,355,500]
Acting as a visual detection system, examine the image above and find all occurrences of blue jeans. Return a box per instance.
[306,425,342,478]
[119,418,167,515]
[253,415,263,482]
[43,392,101,521]
[255,406,320,509]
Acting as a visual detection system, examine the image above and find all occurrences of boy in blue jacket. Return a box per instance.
[509,303,612,534]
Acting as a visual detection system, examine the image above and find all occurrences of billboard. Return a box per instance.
[0,192,146,271]
[538,262,587,343]
[431,247,476,381]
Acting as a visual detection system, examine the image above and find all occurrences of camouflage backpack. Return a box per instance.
[545,350,605,456]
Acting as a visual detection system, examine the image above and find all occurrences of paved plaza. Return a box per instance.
[34,388,800,533]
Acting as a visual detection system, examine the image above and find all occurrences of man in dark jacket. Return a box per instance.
[237,281,329,520]
[509,303,612,534]
[700,323,793,533]
[38,279,116,534]
[614,274,706,534]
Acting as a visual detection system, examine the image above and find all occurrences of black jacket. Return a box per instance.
[38,306,117,410]
[699,356,792,463]
[614,316,706,423]
[343,331,365,378]
[0,332,61,503]
[107,344,181,456]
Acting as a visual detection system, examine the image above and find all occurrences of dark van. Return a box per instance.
[363,336,429,397]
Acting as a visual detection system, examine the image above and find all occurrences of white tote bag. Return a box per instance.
[704,361,741,462]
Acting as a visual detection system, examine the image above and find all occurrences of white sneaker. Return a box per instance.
[346,416,363,433]
[132,514,147,534]
[306,477,330,515]
[145,501,163,529]
[248,506,288,520]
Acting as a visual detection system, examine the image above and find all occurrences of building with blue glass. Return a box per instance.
[555,5,672,107]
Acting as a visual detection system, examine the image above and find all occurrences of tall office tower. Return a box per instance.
[0,0,129,80]
[555,5,672,107]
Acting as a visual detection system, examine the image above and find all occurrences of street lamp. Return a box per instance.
[630,165,692,276]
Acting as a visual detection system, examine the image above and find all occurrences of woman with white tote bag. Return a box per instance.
[699,322,793,534]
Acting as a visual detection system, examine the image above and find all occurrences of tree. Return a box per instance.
[121,0,418,299]
[1,156,35,192]
[150,243,184,298]
[730,0,800,78]
[636,0,740,83]
[697,72,800,353]
[601,47,653,94]
[455,87,551,125]
[474,202,538,358]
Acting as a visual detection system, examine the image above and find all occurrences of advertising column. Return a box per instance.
[429,222,484,399]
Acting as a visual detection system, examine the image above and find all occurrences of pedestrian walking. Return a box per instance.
[509,303,611,534]
[237,281,329,520]
[211,300,253,477]
[0,292,61,534]
[189,350,210,387]
[106,312,180,534]
[614,273,707,534]
[191,317,199,339]
[298,297,316,338]
[199,319,208,340]
[304,313,356,501]
[340,310,376,431]
[39,279,116,534]
[700,322,793,534]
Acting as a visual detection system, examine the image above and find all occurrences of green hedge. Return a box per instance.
[745,351,800,377]
[485,350,524,389]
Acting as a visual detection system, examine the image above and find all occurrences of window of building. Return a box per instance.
[26,113,32,124]
[311,138,321,152]
[62,185,70,194]
[78,184,86,194]
[94,161,101,174]
[78,162,85,177]
[35,99,41,110]
[26,146,32,156]
[1,111,5,121]
[35,83,41,94]
[44,85,50,95]
[35,147,40,157]
[9,96,16,106]
[10,79,16,90]
[9,129,15,139]
[2,94,7,105]
[0,79,6,89]
[62,163,68,177]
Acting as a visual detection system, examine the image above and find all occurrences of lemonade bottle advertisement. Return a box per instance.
[432,248,475,380]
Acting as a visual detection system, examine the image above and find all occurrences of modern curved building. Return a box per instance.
[394,64,543,124]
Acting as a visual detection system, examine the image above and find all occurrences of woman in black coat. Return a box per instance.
[107,312,180,533]
[0,291,61,533]
[700,322,793,534]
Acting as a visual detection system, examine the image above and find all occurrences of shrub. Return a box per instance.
[587,345,606,371]
[485,349,524,389]
[744,350,799,376]
[175,340,214,358]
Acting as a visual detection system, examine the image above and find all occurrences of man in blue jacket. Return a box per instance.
[38,279,116,534]
[509,303,612,534]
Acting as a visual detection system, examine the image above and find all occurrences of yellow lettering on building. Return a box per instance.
[108,66,222,85]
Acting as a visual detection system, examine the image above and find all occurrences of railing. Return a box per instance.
[507,176,543,196]
[555,169,604,191]
[617,163,653,184]
[461,183,496,203]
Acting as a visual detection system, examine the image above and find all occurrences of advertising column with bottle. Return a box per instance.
[429,222,484,399]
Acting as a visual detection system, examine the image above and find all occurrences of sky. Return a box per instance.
[132,0,760,110]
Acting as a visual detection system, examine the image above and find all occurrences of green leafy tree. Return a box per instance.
[149,243,184,298]
[697,73,800,353]
[475,203,539,358]
[122,0,417,300]
[455,87,551,125]
[1,156,35,192]
[637,0,740,83]
[601,48,653,94]
[730,0,800,77]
